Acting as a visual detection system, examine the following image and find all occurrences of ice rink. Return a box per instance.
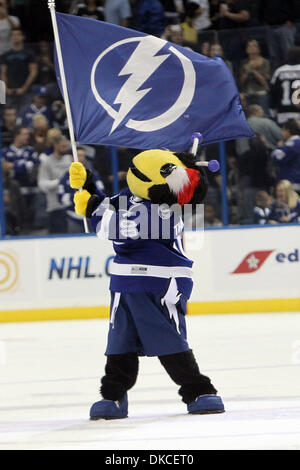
[1,312,300,450]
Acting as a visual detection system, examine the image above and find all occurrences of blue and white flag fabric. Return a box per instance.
[54,12,254,151]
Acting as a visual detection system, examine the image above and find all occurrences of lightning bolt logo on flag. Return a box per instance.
[54,12,254,151]
[232,251,274,274]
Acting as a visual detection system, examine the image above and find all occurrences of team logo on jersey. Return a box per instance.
[90,35,196,135]
[158,204,172,220]
[232,250,273,274]
[0,251,19,293]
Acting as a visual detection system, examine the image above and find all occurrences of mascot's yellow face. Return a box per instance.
[127,149,187,201]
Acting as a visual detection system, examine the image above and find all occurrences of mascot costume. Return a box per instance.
[69,147,225,419]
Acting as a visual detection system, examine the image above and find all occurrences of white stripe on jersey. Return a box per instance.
[110,262,193,279]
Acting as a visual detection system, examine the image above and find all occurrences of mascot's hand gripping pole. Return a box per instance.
[48,0,89,233]
[190,132,220,173]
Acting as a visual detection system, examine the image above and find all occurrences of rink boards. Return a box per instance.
[0,225,299,322]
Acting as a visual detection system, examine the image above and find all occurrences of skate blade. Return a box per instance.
[189,409,225,415]
[90,415,128,421]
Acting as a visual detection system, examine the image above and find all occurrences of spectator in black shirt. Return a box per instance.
[218,1,251,73]
[1,28,37,110]
[259,0,296,70]
[73,0,104,21]
[35,40,60,100]
[1,105,18,147]
[209,0,221,29]
[159,0,184,25]
[237,135,275,222]
[36,41,56,85]
[2,160,24,235]
[218,0,251,29]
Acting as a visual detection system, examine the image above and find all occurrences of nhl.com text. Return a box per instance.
[104,454,194,467]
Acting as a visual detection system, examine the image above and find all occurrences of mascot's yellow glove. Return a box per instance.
[74,190,91,216]
[69,162,87,189]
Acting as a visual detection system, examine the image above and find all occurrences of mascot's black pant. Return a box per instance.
[100,350,217,404]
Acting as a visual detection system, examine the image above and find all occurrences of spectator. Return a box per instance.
[273,179,300,223]
[259,0,296,70]
[253,190,271,225]
[114,147,134,192]
[10,0,29,34]
[239,39,271,115]
[31,113,50,132]
[135,0,166,37]
[218,0,251,29]
[0,28,38,110]
[268,180,295,224]
[35,41,60,100]
[159,0,184,25]
[185,1,211,32]
[238,135,274,191]
[37,135,72,234]
[3,126,40,230]
[209,41,232,70]
[201,143,222,219]
[18,86,54,128]
[247,105,282,150]
[269,46,300,125]
[30,115,50,154]
[271,119,300,194]
[199,40,210,55]
[209,0,221,29]
[2,159,24,235]
[0,0,20,56]
[44,127,63,157]
[1,105,18,146]
[104,0,132,27]
[204,203,222,227]
[180,7,198,44]
[57,147,104,233]
[238,135,275,222]
[73,0,104,21]
[218,1,251,72]
[162,23,195,50]
[226,153,240,223]
[235,104,282,156]
[51,99,68,132]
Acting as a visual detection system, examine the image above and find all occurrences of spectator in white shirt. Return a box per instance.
[0,0,20,56]
[186,0,211,32]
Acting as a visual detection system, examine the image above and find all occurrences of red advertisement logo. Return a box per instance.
[232,250,274,274]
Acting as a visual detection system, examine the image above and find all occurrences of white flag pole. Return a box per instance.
[48,0,89,233]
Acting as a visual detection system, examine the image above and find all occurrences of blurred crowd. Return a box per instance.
[1,0,300,235]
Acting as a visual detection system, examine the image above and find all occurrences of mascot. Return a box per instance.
[69,147,225,419]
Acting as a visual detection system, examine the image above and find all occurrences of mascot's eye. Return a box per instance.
[130,165,151,182]
[160,164,177,177]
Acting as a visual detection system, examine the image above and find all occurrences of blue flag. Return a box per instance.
[54,12,253,151]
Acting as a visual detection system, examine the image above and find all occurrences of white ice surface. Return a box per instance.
[0,312,300,450]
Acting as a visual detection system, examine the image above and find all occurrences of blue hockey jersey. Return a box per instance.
[253,205,271,225]
[90,188,194,298]
[271,135,300,190]
[289,200,300,223]
[3,145,40,195]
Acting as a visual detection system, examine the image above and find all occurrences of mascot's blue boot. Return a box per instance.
[90,394,128,420]
[187,394,225,415]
